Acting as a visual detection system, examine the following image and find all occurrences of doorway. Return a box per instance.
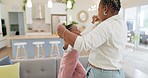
[8,12,25,36]
[51,14,67,34]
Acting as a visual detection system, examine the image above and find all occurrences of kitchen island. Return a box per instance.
[9,35,64,59]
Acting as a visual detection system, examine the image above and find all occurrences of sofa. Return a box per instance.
[12,56,89,78]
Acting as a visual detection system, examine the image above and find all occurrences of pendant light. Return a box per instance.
[48,0,53,8]
[67,0,72,9]
[26,0,32,8]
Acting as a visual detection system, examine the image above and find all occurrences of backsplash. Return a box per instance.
[27,19,51,33]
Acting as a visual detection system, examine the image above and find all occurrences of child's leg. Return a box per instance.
[73,61,87,78]
[58,50,79,78]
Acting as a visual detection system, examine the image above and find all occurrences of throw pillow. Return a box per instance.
[0,56,12,65]
[0,62,20,78]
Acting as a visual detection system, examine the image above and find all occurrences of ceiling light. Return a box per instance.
[48,0,53,8]
[27,0,32,8]
[67,0,72,9]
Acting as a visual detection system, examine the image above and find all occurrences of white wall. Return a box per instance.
[51,3,66,14]
[68,0,97,28]
[122,0,148,8]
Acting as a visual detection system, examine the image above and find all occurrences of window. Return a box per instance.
[139,5,148,46]
[125,5,148,49]
[125,7,136,43]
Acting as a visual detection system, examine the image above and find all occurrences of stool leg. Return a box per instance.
[54,46,56,56]
[37,45,39,58]
[50,46,54,57]
[23,45,28,59]
[16,46,20,59]
[20,46,23,59]
[56,46,60,57]
[41,45,45,57]
[34,46,37,58]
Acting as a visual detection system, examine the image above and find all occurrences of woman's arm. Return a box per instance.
[57,23,107,52]
[57,25,78,47]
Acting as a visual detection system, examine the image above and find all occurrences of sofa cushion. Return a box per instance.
[0,62,20,78]
[12,58,57,78]
[56,57,61,76]
[0,56,12,65]
[78,56,89,69]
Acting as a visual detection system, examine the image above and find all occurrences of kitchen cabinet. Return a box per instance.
[0,37,6,49]
[0,21,2,37]
[0,4,5,37]
[0,4,5,19]
[0,4,6,49]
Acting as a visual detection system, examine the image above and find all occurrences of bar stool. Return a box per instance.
[32,41,45,58]
[14,42,28,59]
[49,41,61,58]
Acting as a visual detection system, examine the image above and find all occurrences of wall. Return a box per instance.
[68,0,97,28]
[31,19,50,32]
[122,0,148,8]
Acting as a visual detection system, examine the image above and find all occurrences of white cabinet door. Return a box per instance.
[0,39,6,49]
[0,4,5,19]
[0,5,2,37]
[0,37,6,49]
[0,24,2,37]
[45,4,51,24]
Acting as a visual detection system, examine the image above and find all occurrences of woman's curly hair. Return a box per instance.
[101,0,121,11]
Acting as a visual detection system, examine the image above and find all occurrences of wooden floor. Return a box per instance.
[0,46,148,78]
[0,47,12,59]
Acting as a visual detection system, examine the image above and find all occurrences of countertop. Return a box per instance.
[9,35,60,40]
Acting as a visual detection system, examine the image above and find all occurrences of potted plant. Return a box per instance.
[23,0,27,11]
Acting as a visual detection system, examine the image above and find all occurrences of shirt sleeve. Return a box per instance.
[74,23,108,52]
[81,23,94,35]
[63,45,73,53]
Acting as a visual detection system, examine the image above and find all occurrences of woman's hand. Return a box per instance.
[57,24,66,38]
[91,15,101,24]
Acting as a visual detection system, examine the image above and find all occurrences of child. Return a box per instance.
[58,24,86,78]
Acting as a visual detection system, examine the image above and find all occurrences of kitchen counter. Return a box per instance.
[0,36,6,49]
[10,35,63,59]
[9,35,59,40]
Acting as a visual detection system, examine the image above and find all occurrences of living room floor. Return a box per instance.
[0,47,148,78]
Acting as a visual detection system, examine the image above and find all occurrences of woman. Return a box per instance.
[58,24,86,78]
[57,0,127,78]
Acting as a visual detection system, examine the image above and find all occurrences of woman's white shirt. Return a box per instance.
[73,15,127,70]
